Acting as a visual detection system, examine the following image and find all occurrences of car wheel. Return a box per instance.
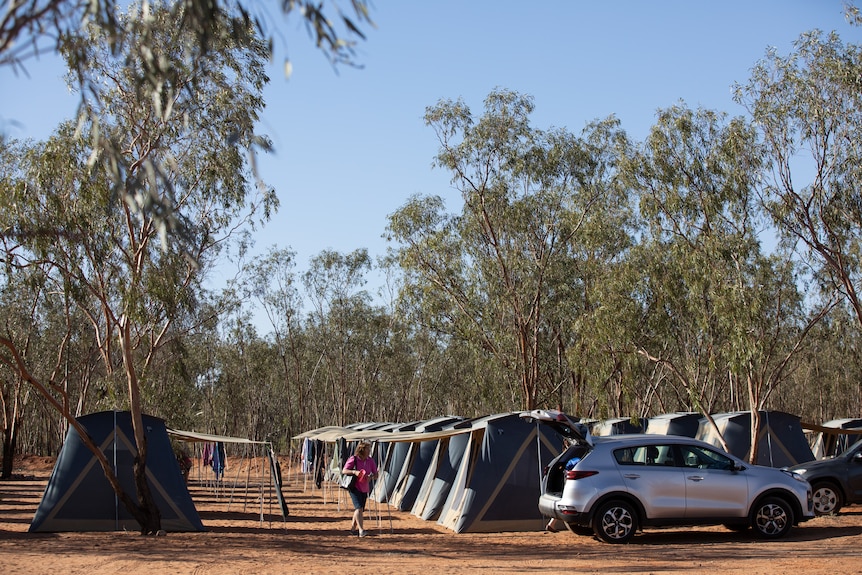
[592,500,637,544]
[811,481,843,515]
[751,496,794,539]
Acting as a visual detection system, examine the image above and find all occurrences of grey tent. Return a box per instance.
[435,412,566,533]
[646,412,702,437]
[807,418,862,459]
[30,411,205,532]
[696,410,815,467]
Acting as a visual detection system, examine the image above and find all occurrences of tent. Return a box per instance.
[590,417,644,436]
[696,410,815,467]
[805,418,862,459]
[435,412,566,533]
[30,411,205,532]
[646,412,702,437]
[372,421,422,503]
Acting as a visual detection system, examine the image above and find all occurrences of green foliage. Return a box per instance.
[736,31,862,330]
[3,0,372,256]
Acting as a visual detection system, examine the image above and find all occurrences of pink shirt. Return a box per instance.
[344,455,378,493]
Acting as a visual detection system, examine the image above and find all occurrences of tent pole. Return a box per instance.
[765,411,774,467]
[533,419,543,490]
[113,410,119,531]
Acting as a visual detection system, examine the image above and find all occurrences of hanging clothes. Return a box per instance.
[211,441,226,479]
[202,443,213,467]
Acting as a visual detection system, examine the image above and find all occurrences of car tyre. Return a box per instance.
[811,481,842,515]
[592,500,637,544]
[750,496,794,539]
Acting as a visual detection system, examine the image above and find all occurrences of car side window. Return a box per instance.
[679,445,734,470]
[614,445,678,466]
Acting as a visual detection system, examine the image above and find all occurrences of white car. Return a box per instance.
[521,410,814,543]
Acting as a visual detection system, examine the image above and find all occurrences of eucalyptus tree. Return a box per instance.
[239,247,309,438]
[735,31,862,333]
[0,5,275,533]
[0,137,113,475]
[3,0,373,248]
[783,302,862,421]
[388,89,631,411]
[2,0,372,69]
[302,248,377,425]
[623,104,828,459]
[0,259,42,478]
[203,315,285,442]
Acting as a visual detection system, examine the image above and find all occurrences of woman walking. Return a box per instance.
[342,441,378,537]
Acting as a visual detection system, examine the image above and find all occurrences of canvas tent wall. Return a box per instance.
[410,426,472,521]
[30,411,205,532]
[695,411,815,467]
[435,412,566,533]
[387,416,463,511]
[373,422,421,503]
[646,413,702,437]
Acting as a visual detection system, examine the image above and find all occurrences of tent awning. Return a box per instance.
[167,428,270,445]
[294,425,478,444]
[801,422,862,435]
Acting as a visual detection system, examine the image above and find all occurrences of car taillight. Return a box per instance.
[565,470,598,480]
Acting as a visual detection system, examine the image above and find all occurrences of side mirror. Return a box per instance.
[852,452,862,462]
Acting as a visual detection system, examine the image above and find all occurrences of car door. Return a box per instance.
[615,443,687,519]
[678,444,750,519]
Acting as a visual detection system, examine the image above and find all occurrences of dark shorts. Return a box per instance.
[348,487,369,510]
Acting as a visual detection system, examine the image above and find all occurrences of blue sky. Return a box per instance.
[2,1,860,313]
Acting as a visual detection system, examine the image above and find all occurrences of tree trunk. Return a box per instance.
[750,408,761,465]
[1,421,17,479]
[119,316,162,534]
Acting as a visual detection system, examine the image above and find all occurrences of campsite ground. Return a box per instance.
[3,456,862,575]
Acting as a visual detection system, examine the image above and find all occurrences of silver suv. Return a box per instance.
[522,410,814,543]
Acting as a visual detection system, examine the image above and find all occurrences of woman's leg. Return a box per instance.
[348,490,368,534]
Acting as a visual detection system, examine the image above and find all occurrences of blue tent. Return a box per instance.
[30,411,205,532]
[696,411,814,467]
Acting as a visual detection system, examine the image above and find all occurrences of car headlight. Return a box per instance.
[782,469,807,482]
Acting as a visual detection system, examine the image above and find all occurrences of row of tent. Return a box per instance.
[297,412,566,533]
[25,409,862,534]
[595,411,862,463]
[296,410,862,534]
